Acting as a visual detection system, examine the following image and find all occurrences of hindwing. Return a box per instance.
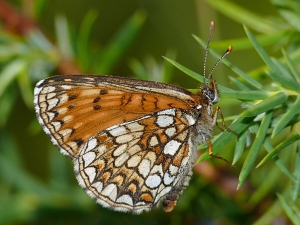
[74,108,198,213]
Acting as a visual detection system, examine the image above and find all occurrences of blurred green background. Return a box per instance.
[1,0,300,224]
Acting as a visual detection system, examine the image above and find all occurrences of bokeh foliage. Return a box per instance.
[0,0,300,224]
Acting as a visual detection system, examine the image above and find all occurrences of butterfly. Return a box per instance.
[34,21,234,213]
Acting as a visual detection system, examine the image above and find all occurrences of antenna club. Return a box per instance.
[210,21,215,34]
[228,46,233,52]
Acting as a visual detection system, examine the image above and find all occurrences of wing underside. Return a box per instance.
[74,108,196,213]
[34,75,199,157]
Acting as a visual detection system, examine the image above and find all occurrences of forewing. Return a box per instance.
[74,108,196,213]
[34,75,199,158]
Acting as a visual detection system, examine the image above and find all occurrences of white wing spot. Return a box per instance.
[115,132,143,144]
[86,138,98,152]
[165,127,176,137]
[47,112,56,121]
[57,128,73,139]
[47,92,56,99]
[51,121,62,131]
[127,154,142,167]
[196,105,202,110]
[109,126,127,136]
[169,165,179,175]
[116,134,133,144]
[149,135,159,147]
[115,152,130,167]
[84,167,96,183]
[91,181,103,193]
[156,115,174,127]
[126,122,144,132]
[116,194,133,206]
[127,144,141,155]
[101,183,118,201]
[113,144,127,157]
[185,114,196,125]
[163,140,181,155]
[138,159,151,178]
[82,151,96,167]
[44,86,56,93]
[61,85,72,90]
[145,174,161,188]
[163,172,175,185]
[157,108,176,116]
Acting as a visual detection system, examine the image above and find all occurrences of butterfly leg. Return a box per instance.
[207,139,235,167]
[215,106,238,136]
[208,106,236,167]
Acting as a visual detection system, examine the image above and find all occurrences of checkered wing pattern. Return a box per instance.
[34,75,205,213]
[75,108,197,213]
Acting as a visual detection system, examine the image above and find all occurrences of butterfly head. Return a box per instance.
[202,78,219,105]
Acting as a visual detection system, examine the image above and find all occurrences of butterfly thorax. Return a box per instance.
[192,78,219,145]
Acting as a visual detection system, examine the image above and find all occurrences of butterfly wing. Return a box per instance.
[34,75,200,158]
[74,108,198,213]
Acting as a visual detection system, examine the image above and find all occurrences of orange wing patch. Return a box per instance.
[35,76,198,157]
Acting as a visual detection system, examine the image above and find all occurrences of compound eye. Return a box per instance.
[206,88,215,101]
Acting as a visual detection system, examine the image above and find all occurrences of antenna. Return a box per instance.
[207,46,232,80]
[203,21,233,82]
[203,21,215,85]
